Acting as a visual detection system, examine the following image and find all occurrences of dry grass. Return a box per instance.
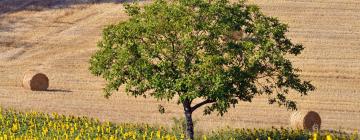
[0,0,359,133]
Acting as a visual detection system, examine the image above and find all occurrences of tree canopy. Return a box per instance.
[89,0,315,139]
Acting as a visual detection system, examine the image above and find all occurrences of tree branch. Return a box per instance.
[191,99,215,113]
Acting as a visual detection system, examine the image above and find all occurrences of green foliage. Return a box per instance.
[0,108,358,140]
[0,108,173,139]
[89,0,314,116]
[207,128,359,140]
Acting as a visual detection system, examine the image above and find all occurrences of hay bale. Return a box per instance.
[290,111,321,131]
[22,71,49,91]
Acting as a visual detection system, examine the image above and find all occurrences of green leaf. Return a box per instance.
[90,0,315,116]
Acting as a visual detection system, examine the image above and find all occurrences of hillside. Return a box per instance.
[0,0,359,132]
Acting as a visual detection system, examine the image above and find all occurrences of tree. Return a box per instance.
[89,0,315,139]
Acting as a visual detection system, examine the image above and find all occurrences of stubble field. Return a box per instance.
[0,0,359,133]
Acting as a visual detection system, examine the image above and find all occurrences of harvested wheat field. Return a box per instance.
[0,0,359,133]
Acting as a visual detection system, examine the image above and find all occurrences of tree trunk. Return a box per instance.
[183,99,194,140]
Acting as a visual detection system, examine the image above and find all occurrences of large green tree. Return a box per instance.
[89,0,315,139]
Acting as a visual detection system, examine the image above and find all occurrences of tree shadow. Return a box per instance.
[46,89,73,93]
[0,0,138,16]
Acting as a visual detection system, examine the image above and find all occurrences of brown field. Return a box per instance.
[0,0,359,132]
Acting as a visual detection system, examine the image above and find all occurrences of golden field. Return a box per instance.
[0,0,359,133]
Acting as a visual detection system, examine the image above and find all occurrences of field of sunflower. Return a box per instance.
[0,108,358,140]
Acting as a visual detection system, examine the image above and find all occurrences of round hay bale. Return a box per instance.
[290,111,321,131]
[22,71,49,91]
